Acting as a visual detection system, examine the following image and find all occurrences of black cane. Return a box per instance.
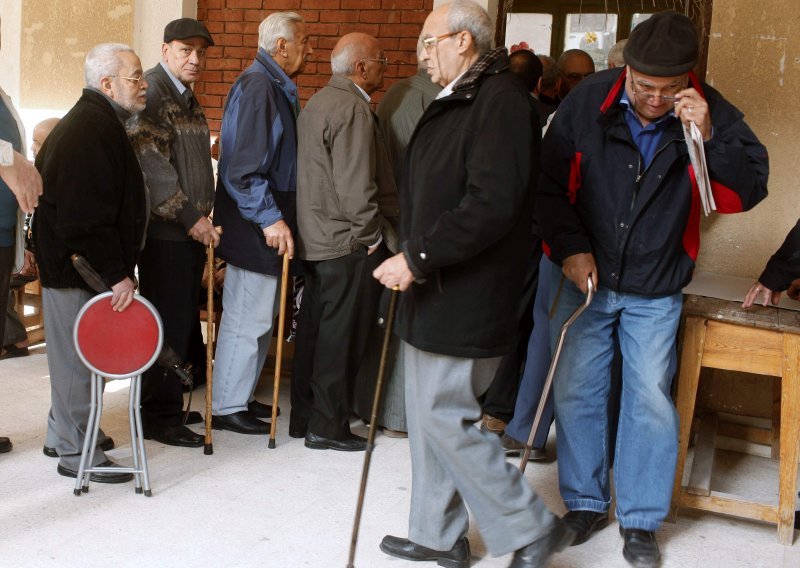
[519,276,594,472]
[346,286,399,568]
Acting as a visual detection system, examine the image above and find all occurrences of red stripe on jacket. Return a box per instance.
[683,165,702,261]
[568,152,582,204]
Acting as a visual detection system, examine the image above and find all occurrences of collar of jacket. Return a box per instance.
[327,74,372,105]
[437,47,509,102]
[84,87,130,123]
[255,49,298,99]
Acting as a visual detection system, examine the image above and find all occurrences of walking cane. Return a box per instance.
[204,228,222,456]
[519,276,594,473]
[268,253,291,449]
[346,286,400,568]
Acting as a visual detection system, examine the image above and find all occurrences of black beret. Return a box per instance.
[163,18,215,47]
[623,11,697,76]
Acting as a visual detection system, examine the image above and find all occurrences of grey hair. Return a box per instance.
[607,39,627,68]
[84,43,135,88]
[331,41,367,75]
[258,12,304,55]
[447,0,493,55]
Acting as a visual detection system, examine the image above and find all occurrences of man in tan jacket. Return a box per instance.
[293,32,398,451]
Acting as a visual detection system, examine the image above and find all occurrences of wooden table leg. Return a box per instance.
[669,316,707,522]
[778,333,800,545]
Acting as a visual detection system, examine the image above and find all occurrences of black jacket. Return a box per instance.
[33,89,146,290]
[759,219,800,291]
[395,51,539,359]
[538,68,769,296]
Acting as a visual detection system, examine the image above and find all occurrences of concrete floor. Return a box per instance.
[1,348,799,568]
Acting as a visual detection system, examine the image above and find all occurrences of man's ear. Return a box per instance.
[456,30,473,54]
[161,42,170,62]
[99,76,114,97]
[276,37,288,58]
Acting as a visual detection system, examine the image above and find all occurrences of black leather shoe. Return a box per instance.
[0,437,12,453]
[57,460,134,483]
[620,527,661,567]
[247,399,280,419]
[500,433,547,460]
[144,424,204,447]
[562,510,609,546]
[44,436,115,458]
[510,518,575,567]
[379,535,470,568]
[185,411,203,425]
[212,411,270,434]
[305,431,366,451]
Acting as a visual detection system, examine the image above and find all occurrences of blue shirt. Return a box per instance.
[619,91,676,170]
[0,98,22,246]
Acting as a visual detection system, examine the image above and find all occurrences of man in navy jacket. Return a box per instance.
[537,12,768,567]
[211,12,312,435]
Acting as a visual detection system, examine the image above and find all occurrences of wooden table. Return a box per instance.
[671,295,800,544]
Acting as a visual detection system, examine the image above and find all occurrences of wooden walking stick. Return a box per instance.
[204,228,222,455]
[268,253,291,449]
[346,286,400,568]
[519,276,594,472]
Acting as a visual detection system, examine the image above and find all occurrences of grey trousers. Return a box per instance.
[403,340,555,556]
[212,264,280,416]
[42,287,108,469]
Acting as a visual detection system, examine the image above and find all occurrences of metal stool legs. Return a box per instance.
[73,373,151,497]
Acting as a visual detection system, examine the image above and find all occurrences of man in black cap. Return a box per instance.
[538,11,769,567]
[126,18,218,447]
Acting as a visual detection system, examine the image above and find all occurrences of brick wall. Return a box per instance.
[195,0,434,138]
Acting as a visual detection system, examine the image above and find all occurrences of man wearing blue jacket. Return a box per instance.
[537,12,769,567]
[211,12,312,434]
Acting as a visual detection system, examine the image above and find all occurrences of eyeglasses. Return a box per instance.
[629,71,685,103]
[361,57,389,67]
[111,75,145,85]
[422,31,459,51]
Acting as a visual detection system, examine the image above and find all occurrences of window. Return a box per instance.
[500,0,712,77]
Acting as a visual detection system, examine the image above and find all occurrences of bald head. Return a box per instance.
[32,117,60,159]
[558,49,595,97]
[331,32,386,94]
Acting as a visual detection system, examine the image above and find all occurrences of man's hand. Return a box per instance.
[18,250,37,278]
[188,216,221,247]
[374,253,415,291]
[110,277,136,312]
[263,219,294,258]
[675,88,711,141]
[742,281,781,308]
[562,252,598,294]
[0,151,43,213]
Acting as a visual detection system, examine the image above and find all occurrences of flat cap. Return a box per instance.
[623,11,697,77]
[164,18,214,47]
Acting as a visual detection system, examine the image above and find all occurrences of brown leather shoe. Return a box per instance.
[500,433,547,460]
[480,413,507,436]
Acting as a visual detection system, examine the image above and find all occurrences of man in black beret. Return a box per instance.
[537,11,769,567]
[125,18,219,447]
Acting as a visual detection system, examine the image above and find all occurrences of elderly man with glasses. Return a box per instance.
[373,1,571,566]
[537,12,768,567]
[293,32,398,451]
[33,43,149,483]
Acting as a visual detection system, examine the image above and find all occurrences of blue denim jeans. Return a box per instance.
[549,269,681,531]
[505,256,555,447]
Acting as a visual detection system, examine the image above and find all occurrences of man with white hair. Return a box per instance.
[373,2,571,566]
[211,12,312,435]
[293,32,398,452]
[33,43,149,482]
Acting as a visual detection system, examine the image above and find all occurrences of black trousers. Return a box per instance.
[482,240,542,422]
[138,238,204,427]
[0,245,13,350]
[292,246,387,440]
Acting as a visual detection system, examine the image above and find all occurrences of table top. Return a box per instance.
[683,294,800,334]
